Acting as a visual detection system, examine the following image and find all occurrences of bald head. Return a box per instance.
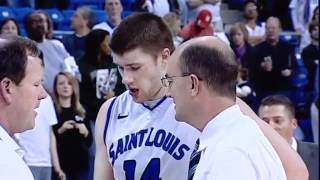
[170,36,238,98]
[266,16,282,43]
[178,36,236,64]
[266,17,281,28]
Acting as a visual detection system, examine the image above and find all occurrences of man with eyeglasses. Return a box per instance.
[94,13,308,180]
[164,36,305,180]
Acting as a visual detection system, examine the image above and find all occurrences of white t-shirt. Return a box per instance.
[245,23,266,38]
[193,105,286,180]
[38,39,71,94]
[16,96,58,167]
[152,0,170,17]
[93,22,114,34]
[289,0,318,30]
[0,126,34,180]
[289,0,318,49]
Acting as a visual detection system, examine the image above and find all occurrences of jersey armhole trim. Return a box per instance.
[103,97,118,146]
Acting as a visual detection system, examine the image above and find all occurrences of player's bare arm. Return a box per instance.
[94,98,116,180]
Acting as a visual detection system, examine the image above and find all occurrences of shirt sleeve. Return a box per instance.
[46,96,58,126]
[205,149,256,179]
[289,0,302,30]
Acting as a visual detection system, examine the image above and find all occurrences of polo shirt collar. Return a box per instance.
[198,104,239,152]
[0,125,21,154]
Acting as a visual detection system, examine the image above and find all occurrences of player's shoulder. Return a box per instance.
[96,97,117,126]
[97,91,132,119]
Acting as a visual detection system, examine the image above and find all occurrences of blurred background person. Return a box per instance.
[0,18,21,35]
[259,95,319,180]
[79,29,125,125]
[229,22,253,68]
[180,9,214,41]
[301,20,319,92]
[25,11,78,95]
[163,11,183,47]
[93,0,123,33]
[53,72,91,180]
[61,6,96,64]
[187,0,223,32]
[236,67,257,111]
[289,0,318,50]
[16,95,66,180]
[249,17,295,100]
[78,29,126,180]
[242,0,265,46]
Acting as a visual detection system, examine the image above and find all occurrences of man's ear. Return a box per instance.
[190,74,200,96]
[160,48,171,76]
[162,48,171,60]
[291,118,298,129]
[0,78,14,104]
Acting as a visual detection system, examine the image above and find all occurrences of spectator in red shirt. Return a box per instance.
[180,9,214,41]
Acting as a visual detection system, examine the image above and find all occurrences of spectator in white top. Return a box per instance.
[140,0,171,17]
[16,95,66,180]
[25,11,78,95]
[0,35,47,180]
[243,0,265,46]
[187,0,223,32]
[289,0,318,49]
[93,0,123,33]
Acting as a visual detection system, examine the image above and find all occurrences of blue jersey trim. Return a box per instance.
[142,96,167,111]
[103,97,118,146]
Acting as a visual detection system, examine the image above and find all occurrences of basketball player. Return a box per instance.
[94,13,308,180]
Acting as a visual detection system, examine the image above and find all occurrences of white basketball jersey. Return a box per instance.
[104,91,200,180]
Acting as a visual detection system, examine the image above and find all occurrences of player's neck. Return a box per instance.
[149,85,167,101]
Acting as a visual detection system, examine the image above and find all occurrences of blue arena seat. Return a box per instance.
[43,8,64,24]
[12,7,34,26]
[61,10,75,30]
[94,10,107,23]
[280,32,301,47]
[122,10,133,18]
[0,6,15,21]
[69,0,103,10]
[121,0,136,11]
[43,8,64,30]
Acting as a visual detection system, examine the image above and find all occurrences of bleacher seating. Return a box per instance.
[69,0,104,10]
[12,7,34,25]
[0,6,15,21]
[61,10,75,30]
[122,10,133,18]
[43,8,64,28]
[121,0,136,11]
[94,9,107,23]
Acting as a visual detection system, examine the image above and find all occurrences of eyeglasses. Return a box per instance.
[161,73,190,87]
